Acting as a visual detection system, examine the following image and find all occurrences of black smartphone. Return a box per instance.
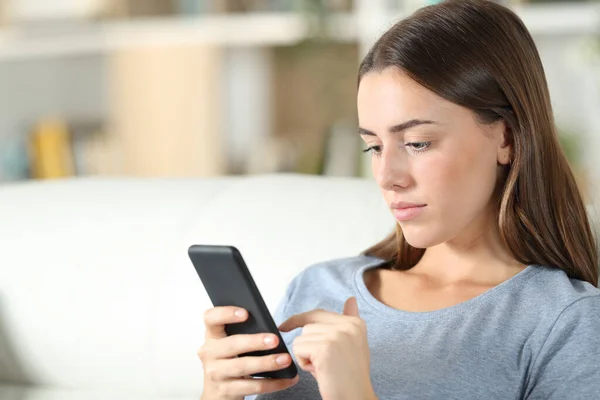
[188,244,298,379]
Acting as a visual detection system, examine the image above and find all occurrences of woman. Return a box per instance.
[198,0,600,399]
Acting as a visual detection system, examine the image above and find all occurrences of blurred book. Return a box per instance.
[69,118,119,176]
[102,0,178,18]
[245,136,299,174]
[28,117,75,179]
[0,133,29,181]
[122,0,178,16]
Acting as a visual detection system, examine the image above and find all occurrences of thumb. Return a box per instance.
[343,296,360,317]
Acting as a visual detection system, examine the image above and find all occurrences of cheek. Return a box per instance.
[416,143,496,207]
[414,155,459,200]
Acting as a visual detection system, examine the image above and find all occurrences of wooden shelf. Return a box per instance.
[0,12,354,60]
[0,2,596,61]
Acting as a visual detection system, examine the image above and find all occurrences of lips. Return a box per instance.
[391,201,427,210]
[391,203,426,221]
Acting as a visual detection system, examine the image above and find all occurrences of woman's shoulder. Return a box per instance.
[529,264,600,297]
[523,264,600,315]
[291,254,386,287]
[280,255,387,310]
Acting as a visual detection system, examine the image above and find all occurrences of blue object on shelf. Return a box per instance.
[0,133,30,181]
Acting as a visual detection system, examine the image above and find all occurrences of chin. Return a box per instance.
[401,226,445,249]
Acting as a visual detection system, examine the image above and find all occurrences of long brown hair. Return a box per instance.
[359,0,598,286]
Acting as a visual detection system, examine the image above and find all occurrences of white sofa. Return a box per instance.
[0,173,597,400]
[0,174,396,400]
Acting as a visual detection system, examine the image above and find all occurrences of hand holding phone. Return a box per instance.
[198,305,299,399]
[189,245,299,398]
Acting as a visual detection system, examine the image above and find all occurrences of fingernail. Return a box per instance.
[275,355,289,365]
[234,309,246,318]
[263,336,275,345]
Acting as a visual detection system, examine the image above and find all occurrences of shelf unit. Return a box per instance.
[0,2,597,61]
[1,2,599,182]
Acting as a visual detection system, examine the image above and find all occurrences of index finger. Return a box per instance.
[203,306,248,339]
[278,309,347,332]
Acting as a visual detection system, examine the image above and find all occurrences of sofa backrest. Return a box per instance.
[0,174,597,397]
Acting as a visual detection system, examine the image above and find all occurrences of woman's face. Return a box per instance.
[357,67,511,249]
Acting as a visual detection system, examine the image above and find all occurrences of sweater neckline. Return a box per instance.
[354,258,541,321]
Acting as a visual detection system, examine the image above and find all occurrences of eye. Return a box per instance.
[405,142,431,153]
[362,145,383,156]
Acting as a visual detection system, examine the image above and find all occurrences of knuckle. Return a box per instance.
[237,334,257,353]
[344,318,364,333]
[231,359,247,377]
[238,358,256,376]
[204,363,220,381]
[203,308,214,324]
[235,356,253,376]
[353,320,367,335]
[350,322,364,335]
[266,355,279,369]
[197,345,206,360]
[331,329,344,340]
[249,355,272,374]
[248,380,265,394]
[244,336,262,353]
[355,317,366,329]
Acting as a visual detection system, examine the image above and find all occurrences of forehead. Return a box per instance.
[357,67,457,121]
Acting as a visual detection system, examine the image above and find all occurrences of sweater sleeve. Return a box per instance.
[525,295,600,399]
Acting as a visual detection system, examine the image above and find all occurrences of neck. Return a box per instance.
[411,206,526,286]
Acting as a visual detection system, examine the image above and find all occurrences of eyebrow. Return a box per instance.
[358,119,437,136]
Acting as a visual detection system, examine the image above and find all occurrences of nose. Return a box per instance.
[375,146,411,191]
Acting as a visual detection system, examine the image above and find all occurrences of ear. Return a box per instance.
[496,121,513,166]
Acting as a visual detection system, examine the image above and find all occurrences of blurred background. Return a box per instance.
[0,0,598,203]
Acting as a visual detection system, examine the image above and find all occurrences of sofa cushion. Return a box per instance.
[0,177,241,395]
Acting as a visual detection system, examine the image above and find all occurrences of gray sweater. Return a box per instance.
[250,256,600,400]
